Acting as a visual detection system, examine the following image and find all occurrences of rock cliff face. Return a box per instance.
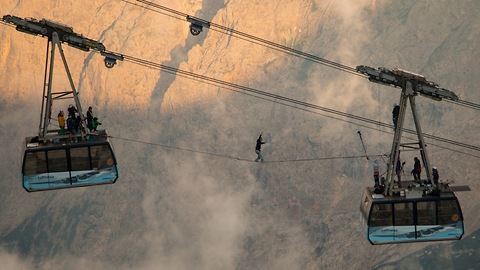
[1,1,479,269]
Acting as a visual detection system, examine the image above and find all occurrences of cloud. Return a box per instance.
[139,155,254,270]
[0,249,32,270]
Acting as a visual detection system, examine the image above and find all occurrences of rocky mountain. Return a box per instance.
[0,0,479,269]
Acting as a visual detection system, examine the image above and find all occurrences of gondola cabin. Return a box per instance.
[355,66,471,245]
[359,183,465,245]
[22,130,118,192]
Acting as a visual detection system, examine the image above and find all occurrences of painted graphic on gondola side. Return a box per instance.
[368,223,463,244]
[23,166,118,191]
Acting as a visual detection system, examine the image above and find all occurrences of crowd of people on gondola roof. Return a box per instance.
[57,105,101,143]
[363,103,440,193]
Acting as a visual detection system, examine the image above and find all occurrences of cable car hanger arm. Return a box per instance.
[2,14,124,68]
[356,65,459,101]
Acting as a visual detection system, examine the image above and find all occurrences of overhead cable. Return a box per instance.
[1,13,478,156]
[121,0,480,111]
[122,0,364,77]
[446,99,480,111]
[107,50,480,155]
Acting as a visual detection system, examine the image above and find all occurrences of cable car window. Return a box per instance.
[370,204,392,227]
[47,149,68,173]
[90,145,113,169]
[70,147,91,171]
[394,202,414,226]
[361,190,371,217]
[417,201,436,225]
[438,200,460,225]
[362,200,371,219]
[24,151,47,175]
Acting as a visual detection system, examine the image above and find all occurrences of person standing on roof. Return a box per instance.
[68,104,77,119]
[395,157,403,187]
[87,106,94,132]
[57,110,65,135]
[367,156,380,187]
[392,103,400,130]
[67,115,76,143]
[255,134,266,162]
[432,167,439,186]
[92,117,102,131]
[74,115,83,134]
[411,157,421,181]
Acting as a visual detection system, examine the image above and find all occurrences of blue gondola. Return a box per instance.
[356,66,469,245]
[22,130,118,192]
[359,184,465,245]
[3,15,123,192]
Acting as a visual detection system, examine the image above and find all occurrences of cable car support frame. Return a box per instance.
[356,66,460,196]
[2,15,124,142]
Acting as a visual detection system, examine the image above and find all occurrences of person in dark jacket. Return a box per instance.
[87,106,94,131]
[255,134,266,162]
[67,116,76,143]
[68,104,77,119]
[74,115,83,133]
[392,104,400,130]
[411,157,421,181]
[432,167,439,185]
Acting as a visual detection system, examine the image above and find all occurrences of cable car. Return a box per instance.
[9,16,122,192]
[357,66,469,244]
[22,131,118,192]
[360,183,465,245]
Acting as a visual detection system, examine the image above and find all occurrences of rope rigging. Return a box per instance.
[107,49,480,155]
[108,134,385,163]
